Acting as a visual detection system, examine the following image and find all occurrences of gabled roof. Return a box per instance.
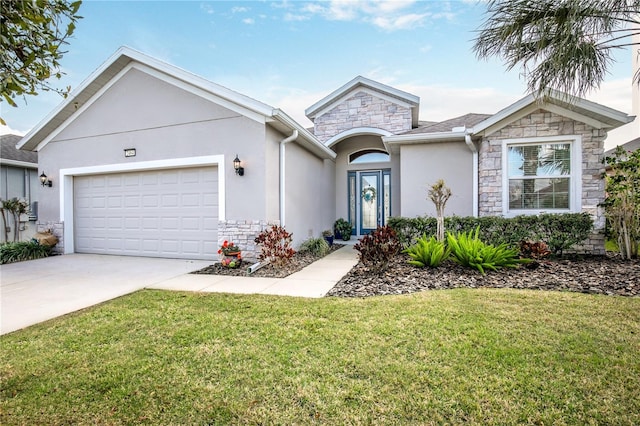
[305,75,420,127]
[402,113,492,135]
[17,46,335,160]
[605,136,640,156]
[1,134,37,168]
[383,91,633,154]
[472,90,633,136]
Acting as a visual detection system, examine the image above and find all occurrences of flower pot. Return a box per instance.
[324,236,334,246]
[221,252,242,268]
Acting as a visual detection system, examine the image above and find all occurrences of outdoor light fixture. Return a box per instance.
[233,154,244,176]
[39,172,52,187]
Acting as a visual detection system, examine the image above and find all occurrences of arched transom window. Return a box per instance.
[349,149,390,164]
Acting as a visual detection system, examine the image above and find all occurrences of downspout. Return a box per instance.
[465,129,479,218]
[279,129,298,227]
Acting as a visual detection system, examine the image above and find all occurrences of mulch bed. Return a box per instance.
[327,254,640,298]
[192,244,345,278]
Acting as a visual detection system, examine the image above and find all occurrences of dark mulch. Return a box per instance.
[192,244,345,278]
[327,254,640,298]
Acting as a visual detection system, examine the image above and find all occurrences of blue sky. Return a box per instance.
[2,0,635,145]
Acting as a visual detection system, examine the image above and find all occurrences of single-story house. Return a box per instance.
[17,46,633,260]
[1,134,39,242]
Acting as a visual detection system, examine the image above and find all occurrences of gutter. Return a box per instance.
[279,129,298,227]
[464,129,479,218]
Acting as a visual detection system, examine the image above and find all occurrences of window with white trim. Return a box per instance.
[502,136,581,215]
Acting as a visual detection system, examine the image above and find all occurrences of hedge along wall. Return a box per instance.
[387,213,594,256]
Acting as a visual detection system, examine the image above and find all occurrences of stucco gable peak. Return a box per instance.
[18,46,276,152]
[305,75,420,125]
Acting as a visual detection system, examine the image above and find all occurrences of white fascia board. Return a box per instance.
[17,47,132,151]
[0,159,38,168]
[472,94,536,135]
[305,75,419,119]
[307,86,418,122]
[324,127,394,148]
[271,109,337,160]
[382,131,466,154]
[20,46,275,152]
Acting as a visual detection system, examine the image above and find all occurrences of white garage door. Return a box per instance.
[74,167,218,260]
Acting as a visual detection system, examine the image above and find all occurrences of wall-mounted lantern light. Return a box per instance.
[233,154,244,176]
[39,172,53,187]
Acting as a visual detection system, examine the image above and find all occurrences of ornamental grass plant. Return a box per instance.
[404,234,451,268]
[447,227,528,274]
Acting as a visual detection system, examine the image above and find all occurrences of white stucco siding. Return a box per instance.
[283,141,335,247]
[36,68,269,225]
[399,142,473,218]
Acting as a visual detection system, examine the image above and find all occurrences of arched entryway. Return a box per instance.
[330,133,398,236]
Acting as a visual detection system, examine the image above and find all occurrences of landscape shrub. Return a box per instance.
[447,227,528,274]
[354,225,401,272]
[518,240,551,260]
[602,146,640,259]
[404,234,451,268]
[299,237,330,257]
[532,213,593,255]
[389,213,593,255]
[254,225,295,266]
[0,240,52,264]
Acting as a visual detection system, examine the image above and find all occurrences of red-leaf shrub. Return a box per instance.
[354,225,401,272]
[519,240,551,260]
[254,225,295,267]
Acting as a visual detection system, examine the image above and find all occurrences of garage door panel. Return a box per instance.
[74,167,218,260]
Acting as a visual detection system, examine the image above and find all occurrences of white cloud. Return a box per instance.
[586,77,632,114]
[292,0,439,31]
[284,12,310,22]
[200,3,214,15]
[242,18,255,25]
[371,13,427,31]
[0,124,27,136]
[231,6,250,13]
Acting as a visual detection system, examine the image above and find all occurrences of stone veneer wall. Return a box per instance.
[478,109,607,254]
[312,91,412,143]
[217,219,278,262]
[36,221,64,254]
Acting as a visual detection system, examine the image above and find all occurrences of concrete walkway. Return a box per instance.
[148,244,359,298]
[0,245,358,335]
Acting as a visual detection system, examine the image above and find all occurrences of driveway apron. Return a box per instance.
[0,254,211,335]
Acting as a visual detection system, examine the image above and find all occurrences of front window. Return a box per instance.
[503,137,580,214]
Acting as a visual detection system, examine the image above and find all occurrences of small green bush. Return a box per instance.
[447,227,528,274]
[354,226,401,272]
[0,240,53,264]
[404,234,451,268]
[299,237,330,257]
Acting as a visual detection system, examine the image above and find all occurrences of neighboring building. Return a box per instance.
[1,134,39,242]
[17,47,633,259]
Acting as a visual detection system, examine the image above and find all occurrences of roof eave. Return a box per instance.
[305,75,420,120]
[382,131,467,154]
[18,46,276,152]
[270,109,337,160]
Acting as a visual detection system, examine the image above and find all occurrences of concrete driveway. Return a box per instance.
[0,254,211,335]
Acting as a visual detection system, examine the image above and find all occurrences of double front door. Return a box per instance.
[348,169,391,235]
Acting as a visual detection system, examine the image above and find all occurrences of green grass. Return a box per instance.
[1,289,639,425]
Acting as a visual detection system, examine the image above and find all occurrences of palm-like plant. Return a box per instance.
[473,0,640,100]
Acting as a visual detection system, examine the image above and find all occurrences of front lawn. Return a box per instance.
[1,289,639,424]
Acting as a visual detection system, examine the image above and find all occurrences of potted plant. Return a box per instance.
[217,240,242,268]
[322,229,334,246]
[334,218,352,241]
